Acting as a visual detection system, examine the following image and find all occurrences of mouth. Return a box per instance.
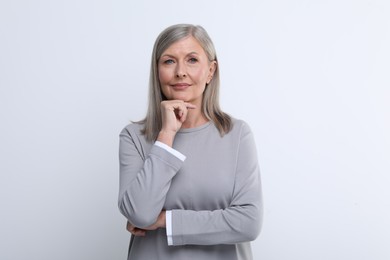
[171,83,191,90]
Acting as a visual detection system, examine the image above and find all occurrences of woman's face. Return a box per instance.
[158,36,216,106]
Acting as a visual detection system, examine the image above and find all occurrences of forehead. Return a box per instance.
[162,36,206,56]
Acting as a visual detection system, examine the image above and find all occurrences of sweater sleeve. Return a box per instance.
[170,122,263,245]
[118,127,185,228]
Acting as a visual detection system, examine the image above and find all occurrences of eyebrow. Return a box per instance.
[161,51,199,58]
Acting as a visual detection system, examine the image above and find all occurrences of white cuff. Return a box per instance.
[166,210,173,246]
[155,141,186,161]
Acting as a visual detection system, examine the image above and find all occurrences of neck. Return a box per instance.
[181,107,208,129]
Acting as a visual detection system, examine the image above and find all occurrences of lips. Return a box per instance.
[171,83,191,90]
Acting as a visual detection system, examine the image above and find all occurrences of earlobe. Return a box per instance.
[210,60,217,73]
[207,61,217,84]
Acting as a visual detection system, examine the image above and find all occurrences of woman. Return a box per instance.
[118,24,262,260]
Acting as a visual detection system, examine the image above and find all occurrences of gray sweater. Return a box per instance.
[118,119,263,260]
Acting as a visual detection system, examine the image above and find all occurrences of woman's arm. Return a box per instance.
[169,122,263,245]
[118,100,194,228]
[118,128,184,228]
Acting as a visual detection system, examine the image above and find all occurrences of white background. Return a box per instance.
[1,0,389,259]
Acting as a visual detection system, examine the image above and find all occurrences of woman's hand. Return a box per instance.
[126,211,166,237]
[126,222,146,237]
[157,100,196,146]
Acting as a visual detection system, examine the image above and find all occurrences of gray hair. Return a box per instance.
[140,24,231,141]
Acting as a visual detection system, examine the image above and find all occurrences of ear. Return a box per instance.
[206,61,217,84]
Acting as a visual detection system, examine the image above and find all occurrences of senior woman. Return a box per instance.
[118,24,263,260]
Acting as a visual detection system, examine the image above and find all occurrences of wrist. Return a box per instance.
[157,130,176,147]
[160,211,166,228]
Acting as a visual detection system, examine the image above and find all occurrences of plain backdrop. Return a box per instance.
[1,0,389,259]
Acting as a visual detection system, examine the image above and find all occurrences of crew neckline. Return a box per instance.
[177,121,212,133]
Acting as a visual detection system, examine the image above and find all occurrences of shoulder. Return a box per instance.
[229,117,253,136]
[231,117,249,128]
[119,122,153,155]
[119,122,144,139]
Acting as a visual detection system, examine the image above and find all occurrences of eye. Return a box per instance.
[188,57,198,63]
[163,59,175,65]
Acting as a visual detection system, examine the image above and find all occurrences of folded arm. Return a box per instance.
[169,122,263,245]
[118,129,184,228]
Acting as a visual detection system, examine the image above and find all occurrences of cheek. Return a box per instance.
[158,68,171,98]
[190,68,209,83]
[158,67,171,84]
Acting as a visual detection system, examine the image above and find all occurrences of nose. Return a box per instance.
[175,62,186,78]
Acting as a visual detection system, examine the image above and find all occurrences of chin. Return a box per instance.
[171,95,191,101]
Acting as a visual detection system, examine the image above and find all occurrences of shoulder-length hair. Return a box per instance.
[139,24,232,141]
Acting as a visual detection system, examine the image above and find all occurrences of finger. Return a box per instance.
[126,222,132,232]
[178,110,184,120]
[184,102,196,109]
[172,104,187,120]
[128,226,146,236]
[174,106,187,122]
[132,228,146,236]
[173,102,195,111]
[162,100,195,109]
[161,100,184,110]
[126,222,136,232]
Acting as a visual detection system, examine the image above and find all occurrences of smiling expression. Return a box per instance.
[158,36,216,106]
